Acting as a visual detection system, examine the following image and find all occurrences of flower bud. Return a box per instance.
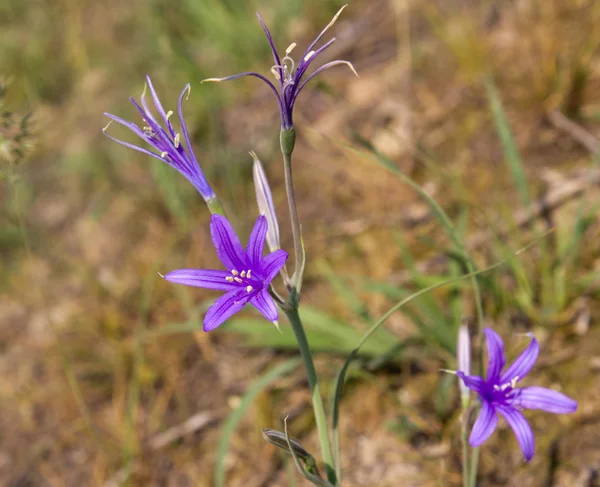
[457,324,471,407]
[251,152,281,252]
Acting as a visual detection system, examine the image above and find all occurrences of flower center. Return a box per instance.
[224,269,259,293]
[270,43,315,90]
[489,376,519,404]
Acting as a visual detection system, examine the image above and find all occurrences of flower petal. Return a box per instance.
[210,214,249,271]
[484,328,506,381]
[255,12,283,85]
[145,75,174,134]
[204,290,248,332]
[246,215,268,269]
[457,372,487,395]
[250,288,278,322]
[497,406,535,462]
[294,60,358,106]
[163,268,238,291]
[512,387,577,414]
[469,401,498,447]
[500,334,539,383]
[261,249,289,283]
[202,72,285,124]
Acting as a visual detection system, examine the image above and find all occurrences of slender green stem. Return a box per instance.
[281,129,305,291]
[469,447,480,487]
[285,306,336,485]
[461,407,470,487]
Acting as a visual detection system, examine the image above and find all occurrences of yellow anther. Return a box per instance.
[246,270,251,279]
[231,270,239,276]
[166,110,173,120]
[270,67,281,80]
[160,151,168,158]
[246,285,253,293]
[174,133,180,148]
[510,377,519,389]
[304,51,316,62]
[226,276,234,282]
[240,271,246,278]
[285,42,297,55]
[234,277,243,283]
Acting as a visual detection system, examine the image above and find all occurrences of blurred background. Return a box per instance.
[1,0,600,485]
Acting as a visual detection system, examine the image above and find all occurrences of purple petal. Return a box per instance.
[250,288,278,322]
[210,215,249,271]
[484,328,506,381]
[102,122,165,162]
[500,334,539,383]
[512,387,577,414]
[246,215,267,269]
[260,249,289,283]
[497,406,535,462]
[294,60,358,106]
[256,12,283,86]
[203,72,285,124]
[163,268,238,291]
[303,5,347,59]
[457,371,487,395]
[294,38,336,85]
[469,401,498,447]
[203,290,248,332]
[145,75,174,134]
[176,85,214,199]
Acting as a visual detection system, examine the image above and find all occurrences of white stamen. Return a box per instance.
[226,276,234,282]
[246,285,253,292]
[102,121,113,132]
[160,151,168,159]
[231,270,239,276]
[166,110,173,120]
[510,377,519,389]
[174,133,180,148]
[240,271,246,278]
[304,51,316,62]
[285,42,297,55]
[270,67,281,80]
[234,277,243,283]
[247,269,251,279]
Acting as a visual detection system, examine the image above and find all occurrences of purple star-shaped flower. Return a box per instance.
[164,214,288,332]
[103,76,215,202]
[458,328,577,462]
[203,5,357,130]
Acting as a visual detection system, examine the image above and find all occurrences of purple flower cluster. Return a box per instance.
[104,76,215,201]
[204,6,357,130]
[458,328,577,461]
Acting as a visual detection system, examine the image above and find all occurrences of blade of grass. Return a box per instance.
[214,357,302,487]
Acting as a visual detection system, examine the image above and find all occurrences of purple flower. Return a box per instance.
[103,76,216,201]
[458,328,577,462]
[203,5,357,130]
[164,214,288,332]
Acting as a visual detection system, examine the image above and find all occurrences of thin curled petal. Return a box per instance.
[203,290,248,332]
[210,215,249,271]
[304,4,347,56]
[102,123,165,162]
[469,401,498,447]
[163,269,238,291]
[294,38,336,83]
[501,334,539,383]
[512,387,577,414]
[246,215,268,269]
[484,328,506,381]
[497,406,535,462]
[145,75,173,132]
[261,249,289,282]
[250,288,278,322]
[294,60,358,105]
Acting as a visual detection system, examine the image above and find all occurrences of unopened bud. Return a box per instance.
[457,324,471,407]
[251,152,281,252]
[262,428,313,462]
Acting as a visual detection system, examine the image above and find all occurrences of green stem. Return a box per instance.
[281,129,305,291]
[285,306,336,485]
[461,406,470,487]
[469,447,480,487]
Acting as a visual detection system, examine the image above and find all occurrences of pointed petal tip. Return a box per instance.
[157,271,165,278]
[102,120,113,132]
